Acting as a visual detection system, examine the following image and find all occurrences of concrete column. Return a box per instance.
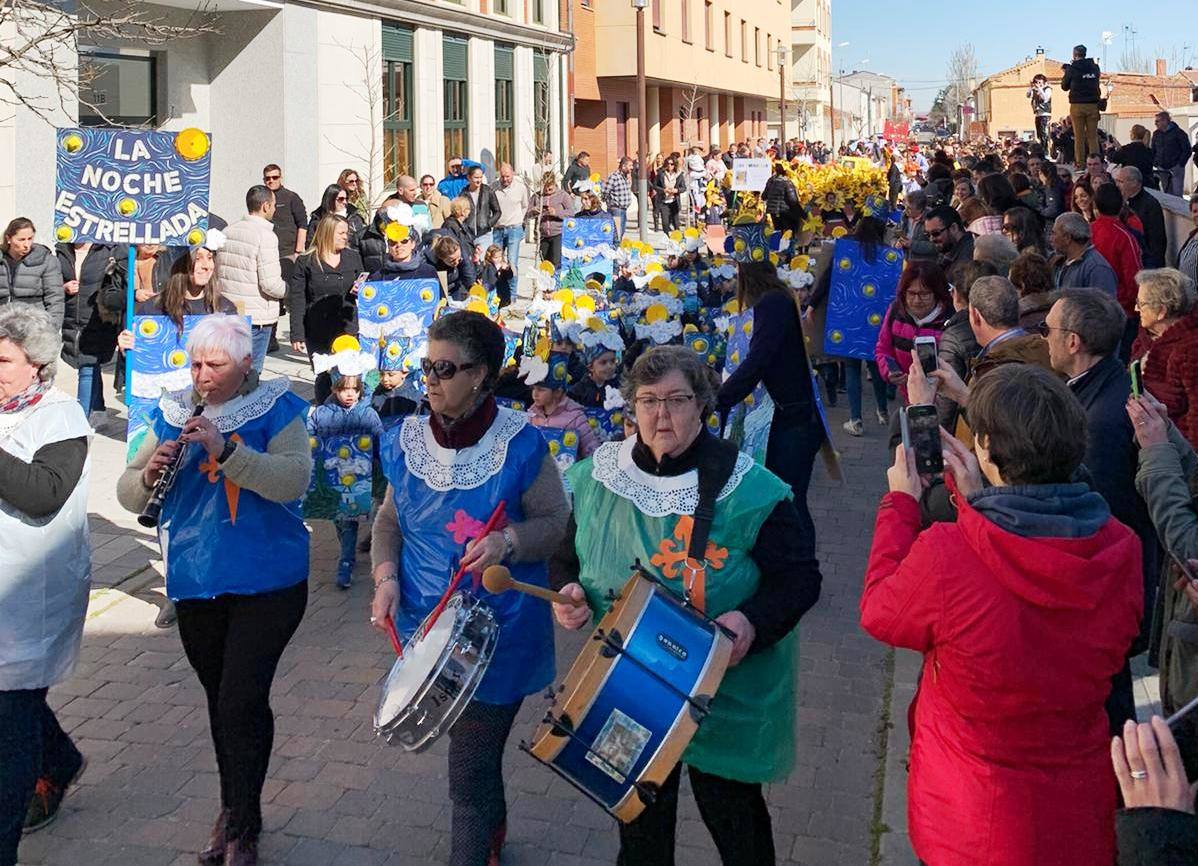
[708,93,720,149]
[513,45,535,177]
[558,52,571,163]
[549,53,564,166]
[646,85,661,156]
[467,37,496,175]
[412,27,445,181]
[724,94,735,145]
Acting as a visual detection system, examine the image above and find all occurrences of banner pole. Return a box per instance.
[124,244,135,405]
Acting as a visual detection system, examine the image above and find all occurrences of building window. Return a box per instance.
[754,27,760,66]
[382,60,413,185]
[652,0,662,32]
[680,0,690,42]
[495,0,509,13]
[494,44,515,168]
[704,1,713,51]
[533,52,551,159]
[79,50,157,126]
[724,12,732,57]
[740,20,747,62]
[767,35,772,70]
[616,101,629,159]
[443,35,469,165]
[532,0,544,24]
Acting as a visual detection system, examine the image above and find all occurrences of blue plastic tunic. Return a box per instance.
[151,380,310,601]
[381,407,555,705]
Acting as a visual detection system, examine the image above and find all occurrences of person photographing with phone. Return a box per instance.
[1128,386,1198,781]
[862,364,1144,866]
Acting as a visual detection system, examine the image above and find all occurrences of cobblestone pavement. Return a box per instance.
[21,317,1161,866]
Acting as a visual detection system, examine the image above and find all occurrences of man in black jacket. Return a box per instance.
[561,152,591,196]
[1115,166,1168,267]
[1151,111,1193,196]
[55,242,124,416]
[1061,44,1102,166]
[359,195,401,276]
[424,235,477,300]
[1044,288,1159,731]
[462,166,501,252]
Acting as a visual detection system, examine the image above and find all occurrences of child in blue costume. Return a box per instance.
[308,343,384,587]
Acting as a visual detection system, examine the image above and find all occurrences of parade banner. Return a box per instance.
[560,213,617,289]
[125,315,212,461]
[538,426,580,478]
[823,238,904,360]
[722,308,773,463]
[583,406,624,442]
[358,277,442,383]
[731,158,771,191]
[54,128,212,246]
[303,432,374,520]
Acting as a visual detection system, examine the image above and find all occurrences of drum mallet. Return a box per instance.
[482,566,587,606]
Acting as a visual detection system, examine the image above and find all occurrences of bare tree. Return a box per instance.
[1118,45,1151,74]
[679,82,703,149]
[942,43,979,130]
[323,39,388,210]
[0,0,217,125]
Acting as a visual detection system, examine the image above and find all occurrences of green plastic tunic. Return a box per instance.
[565,438,797,783]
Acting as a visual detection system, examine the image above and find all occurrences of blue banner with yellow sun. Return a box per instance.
[303,433,375,521]
[54,128,212,246]
[126,315,204,461]
[822,238,904,360]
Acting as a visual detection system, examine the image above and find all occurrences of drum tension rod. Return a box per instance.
[591,628,713,722]
[527,715,663,808]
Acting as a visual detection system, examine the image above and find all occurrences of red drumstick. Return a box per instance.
[384,614,404,658]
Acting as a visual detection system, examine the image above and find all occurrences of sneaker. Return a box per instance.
[336,561,353,589]
[876,409,889,426]
[357,535,372,554]
[24,756,86,834]
[842,418,864,437]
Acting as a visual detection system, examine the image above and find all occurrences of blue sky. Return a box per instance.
[831,1,1197,111]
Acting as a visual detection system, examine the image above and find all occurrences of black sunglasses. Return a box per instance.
[263,174,281,181]
[1032,322,1075,338]
[421,358,479,380]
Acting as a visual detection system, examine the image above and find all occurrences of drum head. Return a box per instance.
[375,601,459,730]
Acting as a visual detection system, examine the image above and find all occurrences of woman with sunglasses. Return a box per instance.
[366,222,438,282]
[369,311,568,866]
[306,184,366,251]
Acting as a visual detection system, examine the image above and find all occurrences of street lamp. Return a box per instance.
[775,44,788,145]
[633,0,649,243]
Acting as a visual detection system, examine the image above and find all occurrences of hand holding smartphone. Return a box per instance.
[1129,359,1143,398]
[901,404,943,475]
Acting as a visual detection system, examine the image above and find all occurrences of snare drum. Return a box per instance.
[523,568,732,822]
[374,592,498,751]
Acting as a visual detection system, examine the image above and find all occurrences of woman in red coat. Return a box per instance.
[862,365,1143,866]
[1130,267,1198,449]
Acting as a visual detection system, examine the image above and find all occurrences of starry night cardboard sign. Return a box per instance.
[822,238,904,360]
[54,128,212,246]
[560,213,617,288]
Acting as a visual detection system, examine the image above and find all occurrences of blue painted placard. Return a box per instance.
[822,238,904,360]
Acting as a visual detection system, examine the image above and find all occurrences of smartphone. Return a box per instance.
[1167,548,1198,585]
[1129,359,1143,398]
[904,404,943,474]
[914,335,938,376]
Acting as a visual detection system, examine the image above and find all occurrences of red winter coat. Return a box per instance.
[1130,309,1198,450]
[1090,215,1142,316]
[861,490,1142,866]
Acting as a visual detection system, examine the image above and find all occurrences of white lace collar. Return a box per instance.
[400,406,528,491]
[0,389,76,441]
[590,436,753,517]
[160,377,293,433]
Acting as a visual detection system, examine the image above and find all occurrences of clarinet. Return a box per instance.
[138,403,205,528]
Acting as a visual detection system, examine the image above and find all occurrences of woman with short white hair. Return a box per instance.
[0,305,91,862]
[1130,267,1198,447]
[117,313,311,866]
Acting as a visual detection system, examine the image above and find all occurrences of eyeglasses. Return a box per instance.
[421,181,435,187]
[263,174,281,181]
[926,227,948,238]
[906,290,935,300]
[421,358,478,380]
[1032,322,1076,338]
[335,195,348,203]
[345,178,359,186]
[633,393,696,413]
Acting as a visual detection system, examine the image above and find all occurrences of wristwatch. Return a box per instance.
[501,527,516,560]
[216,439,238,464]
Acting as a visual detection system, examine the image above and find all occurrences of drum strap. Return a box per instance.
[683,437,739,612]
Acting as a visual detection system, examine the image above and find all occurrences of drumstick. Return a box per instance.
[482,566,586,607]
[425,500,508,635]
[383,614,404,658]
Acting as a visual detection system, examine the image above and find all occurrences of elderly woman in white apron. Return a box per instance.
[0,305,91,865]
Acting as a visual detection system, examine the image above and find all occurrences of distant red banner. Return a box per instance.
[883,120,910,140]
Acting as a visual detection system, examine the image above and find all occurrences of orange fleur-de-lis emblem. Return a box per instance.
[650,515,727,612]
[198,434,243,525]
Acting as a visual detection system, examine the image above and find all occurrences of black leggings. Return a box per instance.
[656,199,680,234]
[617,763,775,865]
[447,699,522,866]
[175,580,307,840]
[539,234,563,272]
